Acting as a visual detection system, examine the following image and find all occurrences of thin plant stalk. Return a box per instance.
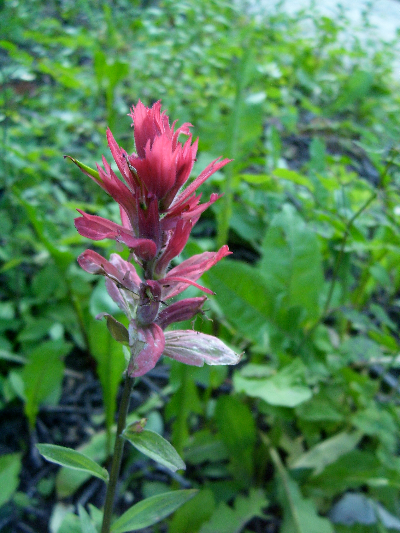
[101,375,135,533]
[217,45,253,249]
[303,191,377,343]
[322,192,377,318]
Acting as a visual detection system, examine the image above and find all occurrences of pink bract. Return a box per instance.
[72,100,231,275]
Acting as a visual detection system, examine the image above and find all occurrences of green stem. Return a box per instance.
[322,192,377,317]
[101,375,135,533]
[217,45,252,249]
[303,192,377,343]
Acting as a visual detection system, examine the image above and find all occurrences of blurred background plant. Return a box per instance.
[1,0,400,531]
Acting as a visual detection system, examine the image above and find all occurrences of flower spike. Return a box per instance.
[71,100,239,377]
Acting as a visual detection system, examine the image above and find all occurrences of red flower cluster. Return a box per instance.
[70,101,240,376]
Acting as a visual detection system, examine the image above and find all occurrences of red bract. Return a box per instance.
[71,100,240,377]
[71,100,231,274]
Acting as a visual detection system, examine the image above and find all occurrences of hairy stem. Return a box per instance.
[101,375,135,533]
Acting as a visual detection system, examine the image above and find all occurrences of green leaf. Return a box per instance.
[166,364,202,455]
[295,388,344,422]
[273,168,314,192]
[0,453,22,507]
[56,507,81,533]
[22,340,70,429]
[102,314,129,345]
[331,70,373,111]
[352,405,397,452]
[56,430,109,498]
[291,431,362,475]
[13,190,74,272]
[267,444,333,533]
[184,430,228,465]
[36,444,109,482]
[278,475,334,533]
[169,488,215,533]
[0,350,26,364]
[110,490,198,533]
[88,315,126,452]
[78,504,97,533]
[123,428,186,472]
[234,360,312,407]
[64,156,100,181]
[199,488,267,533]
[259,203,324,323]
[215,395,256,486]
[307,450,393,496]
[205,260,275,343]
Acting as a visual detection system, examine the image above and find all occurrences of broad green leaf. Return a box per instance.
[199,488,267,533]
[267,443,333,533]
[0,453,22,507]
[331,70,373,111]
[78,505,97,533]
[37,444,109,482]
[273,168,314,192]
[110,490,198,533]
[352,405,397,452]
[184,430,228,465]
[56,508,81,533]
[56,430,109,498]
[278,475,334,533]
[22,340,70,429]
[123,428,185,472]
[205,260,275,343]
[88,504,103,530]
[307,450,395,496]
[215,395,256,486]
[296,387,344,422]
[169,488,215,533]
[259,203,324,323]
[291,431,362,475]
[234,360,312,407]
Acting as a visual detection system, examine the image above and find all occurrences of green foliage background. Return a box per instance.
[1,0,400,531]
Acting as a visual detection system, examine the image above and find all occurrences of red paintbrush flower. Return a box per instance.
[68,100,231,275]
[71,100,240,377]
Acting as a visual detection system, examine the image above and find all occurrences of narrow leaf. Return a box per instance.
[123,428,186,472]
[64,155,100,180]
[0,453,22,507]
[111,490,198,533]
[88,315,126,454]
[37,444,109,482]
